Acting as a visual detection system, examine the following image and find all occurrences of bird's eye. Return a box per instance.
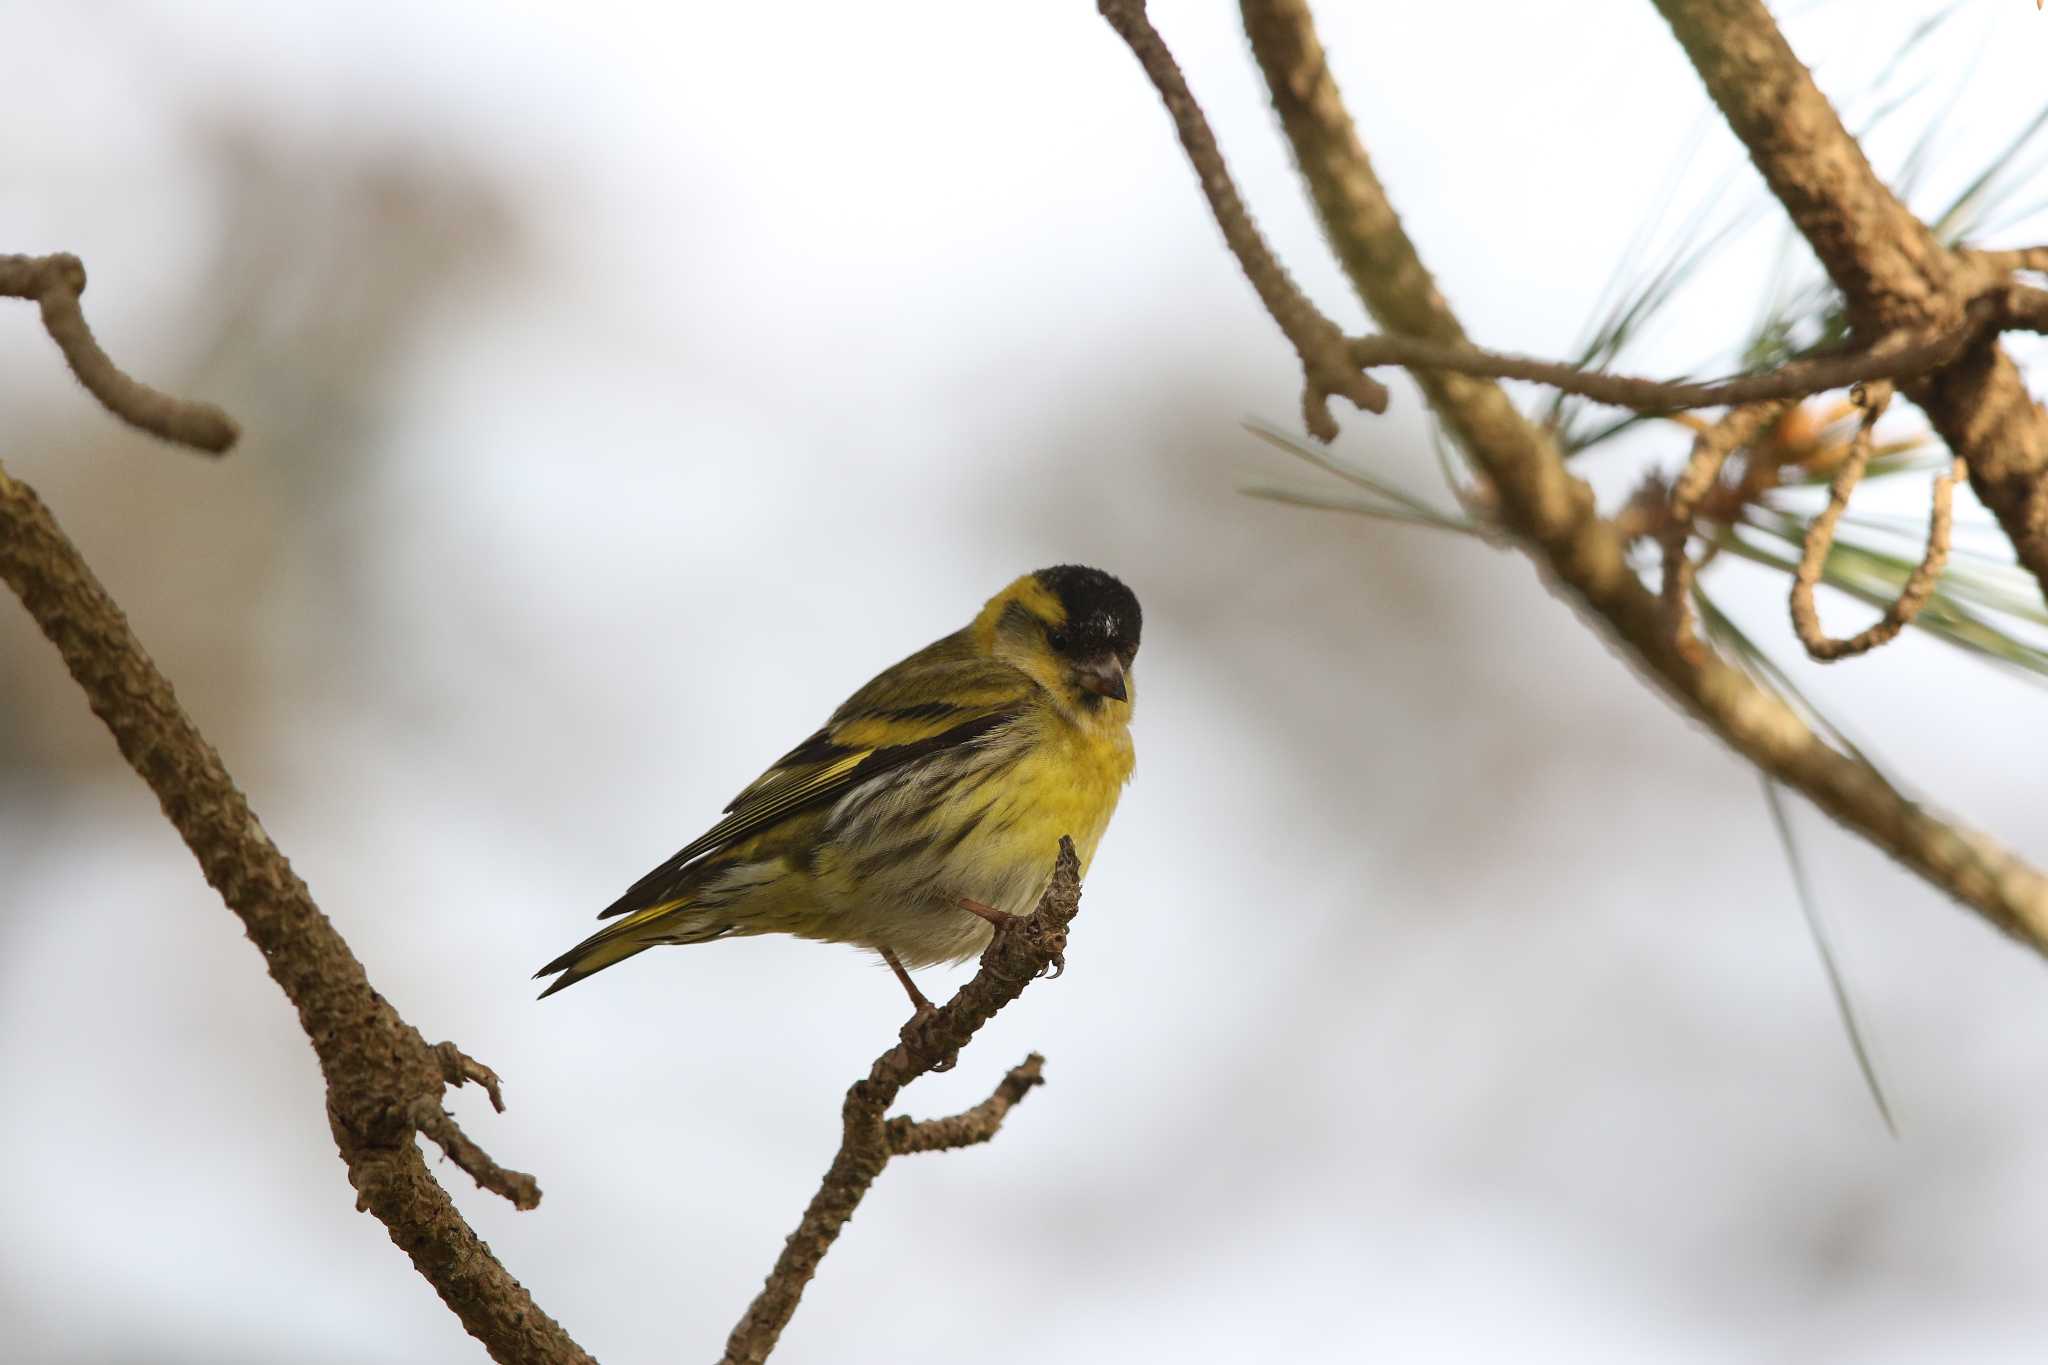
[1046,627,1072,653]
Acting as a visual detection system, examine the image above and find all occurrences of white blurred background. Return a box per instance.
[5,2,2048,1361]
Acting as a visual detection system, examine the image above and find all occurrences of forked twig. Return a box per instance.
[720,840,1084,1365]
[1220,0,2048,953]
[1097,0,1388,438]
[0,254,582,1362]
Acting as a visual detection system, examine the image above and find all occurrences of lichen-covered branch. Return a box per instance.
[720,841,1081,1365]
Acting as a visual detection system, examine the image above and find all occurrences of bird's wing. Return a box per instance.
[597,640,1033,919]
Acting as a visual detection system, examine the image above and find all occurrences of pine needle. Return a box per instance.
[1760,776,1898,1136]
[1242,420,1477,532]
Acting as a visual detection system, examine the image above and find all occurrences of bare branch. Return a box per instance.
[412,1099,542,1211]
[1648,5,1959,326]
[720,841,1082,1365]
[886,1054,1046,1155]
[1093,1,2036,453]
[1093,1,1997,438]
[1660,402,1786,660]
[418,1042,540,1206]
[436,1038,510,1113]
[0,285,585,1359]
[0,253,239,453]
[1789,385,1962,661]
[1998,283,2048,333]
[1346,304,1991,413]
[1963,245,2048,276]
[1788,385,1879,655]
[1215,0,2048,952]
[1096,0,1387,438]
[1648,0,2048,606]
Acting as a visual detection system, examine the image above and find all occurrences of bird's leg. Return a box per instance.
[880,946,954,1071]
[958,895,1063,979]
[880,946,936,1015]
[956,895,1017,929]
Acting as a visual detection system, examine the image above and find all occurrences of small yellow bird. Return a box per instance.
[536,565,1140,1013]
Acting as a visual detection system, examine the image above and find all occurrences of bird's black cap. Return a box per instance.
[1035,565,1141,660]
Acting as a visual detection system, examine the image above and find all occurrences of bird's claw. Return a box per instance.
[899,1004,956,1072]
[991,914,1065,981]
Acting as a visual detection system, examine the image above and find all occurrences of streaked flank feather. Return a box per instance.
[536,566,1141,1006]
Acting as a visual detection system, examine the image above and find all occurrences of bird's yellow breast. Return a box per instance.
[979,704,1134,878]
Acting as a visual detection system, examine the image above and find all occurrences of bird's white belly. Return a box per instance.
[833,842,1056,967]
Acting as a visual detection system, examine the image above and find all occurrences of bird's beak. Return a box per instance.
[1075,655,1127,702]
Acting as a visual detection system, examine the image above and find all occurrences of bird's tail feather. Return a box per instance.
[534,898,729,998]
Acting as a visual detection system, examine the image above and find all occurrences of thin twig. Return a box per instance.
[1649,0,2048,608]
[1998,283,2048,333]
[1096,0,1387,438]
[720,841,1083,1365]
[886,1055,1047,1155]
[1347,302,1991,414]
[1789,389,1884,656]
[436,1038,509,1113]
[0,277,582,1360]
[411,1099,542,1210]
[1790,384,1961,661]
[1661,402,1787,661]
[1102,0,2015,445]
[0,253,239,453]
[1962,244,2048,275]
[1229,0,2048,952]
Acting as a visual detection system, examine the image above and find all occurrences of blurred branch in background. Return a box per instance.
[0,257,591,1365]
[14,1,2048,1358]
[0,124,529,787]
[0,253,238,452]
[1099,0,2048,961]
[1,233,1087,1361]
